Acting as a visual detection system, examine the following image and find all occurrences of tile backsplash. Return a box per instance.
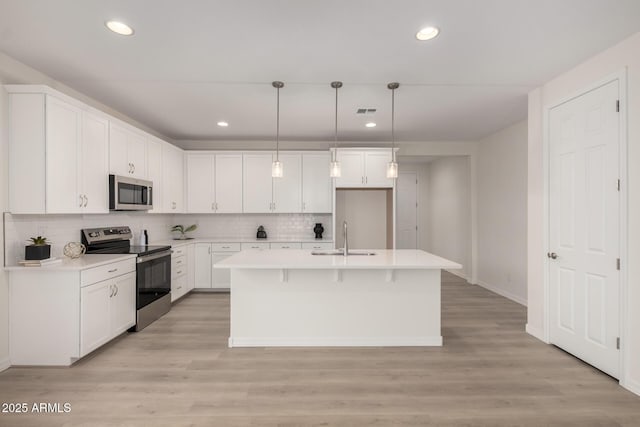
[3,212,333,265]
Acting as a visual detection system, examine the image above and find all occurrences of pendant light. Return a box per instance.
[330,81,343,177]
[386,82,399,179]
[271,81,284,178]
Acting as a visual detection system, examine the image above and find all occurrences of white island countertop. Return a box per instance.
[215,249,461,270]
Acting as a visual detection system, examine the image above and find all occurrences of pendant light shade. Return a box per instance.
[272,81,284,178]
[386,82,399,179]
[330,81,343,178]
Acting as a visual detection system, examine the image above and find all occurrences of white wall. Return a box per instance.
[335,190,388,249]
[528,31,640,394]
[425,156,471,279]
[0,77,9,370]
[477,120,528,305]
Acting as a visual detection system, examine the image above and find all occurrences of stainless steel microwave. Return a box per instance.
[109,175,153,211]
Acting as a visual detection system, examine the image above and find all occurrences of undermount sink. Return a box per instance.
[311,250,377,256]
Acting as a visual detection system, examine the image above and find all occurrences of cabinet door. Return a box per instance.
[187,154,215,213]
[215,154,243,213]
[128,132,147,179]
[273,154,302,213]
[45,96,81,213]
[80,111,109,213]
[212,252,234,289]
[109,123,131,176]
[163,144,185,212]
[80,279,111,357]
[146,139,163,213]
[364,151,394,187]
[110,272,136,336]
[302,153,332,213]
[242,154,273,213]
[194,243,212,288]
[334,152,365,187]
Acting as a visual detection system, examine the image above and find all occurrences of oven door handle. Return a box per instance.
[137,250,172,263]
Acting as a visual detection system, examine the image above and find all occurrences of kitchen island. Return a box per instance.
[215,249,461,347]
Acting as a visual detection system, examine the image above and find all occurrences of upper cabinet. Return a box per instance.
[334,149,394,188]
[186,153,243,213]
[162,143,185,212]
[243,153,302,213]
[302,153,332,213]
[109,122,147,179]
[7,89,109,214]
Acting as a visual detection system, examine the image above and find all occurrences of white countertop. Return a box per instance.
[156,237,334,247]
[4,253,137,272]
[214,249,462,270]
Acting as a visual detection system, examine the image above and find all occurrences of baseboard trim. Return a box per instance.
[621,378,640,397]
[229,336,443,348]
[525,324,547,343]
[0,356,10,372]
[476,280,527,306]
[445,269,468,281]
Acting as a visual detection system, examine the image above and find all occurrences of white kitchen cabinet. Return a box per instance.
[194,243,213,289]
[240,242,270,250]
[109,122,147,179]
[186,153,243,213]
[243,153,302,213]
[212,253,233,289]
[80,271,135,357]
[171,243,193,301]
[270,242,303,249]
[187,244,196,292]
[243,154,273,213]
[9,256,137,366]
[334,149,394,188]
[215,154,243,212]
[302,153,332,213]
[162,143,185,212]
[7,89,109,214]
[146,138,163,213]
[301,242,334,250]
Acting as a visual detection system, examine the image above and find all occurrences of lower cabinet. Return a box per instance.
[194,242,240,289]
[171,243,194,302]
[80,271,136,357]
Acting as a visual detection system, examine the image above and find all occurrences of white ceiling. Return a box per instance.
[1,0,639,147]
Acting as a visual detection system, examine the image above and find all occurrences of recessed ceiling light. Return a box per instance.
[365,122,377,128]
[105,20,134,36]
[416,26,439,41]
[217,121,229,127]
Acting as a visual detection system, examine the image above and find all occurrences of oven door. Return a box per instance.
[109,175,153,211]
[136,251,171,310]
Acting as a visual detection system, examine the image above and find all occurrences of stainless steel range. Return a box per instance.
[81,226,172,331]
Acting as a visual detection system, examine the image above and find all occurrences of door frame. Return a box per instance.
[396,171,419,249]
[542,69,628,385]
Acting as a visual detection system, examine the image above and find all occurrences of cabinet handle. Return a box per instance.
[361,176,364,184]
[172,202,176,209]
[83,195,88,207]
[132,164,135,173]
[79,195,83,207]
[177,270,183,275]
[215,202,219,211]
[176,260,182,264]
[211,202,215,211]
[128,163,132,173]
[114,285,118,296]
[208,247,211,254]
[108,268,118,273]
[177,285,182,290]
[109,285,114,298]
[302,202,306,211]
[365,176,368,184]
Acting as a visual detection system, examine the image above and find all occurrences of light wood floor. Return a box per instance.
[1,272,639,426]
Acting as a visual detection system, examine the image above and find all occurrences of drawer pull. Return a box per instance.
[176,260,182,264]
[177,286,182,289]
[177,270,183,275]
[222,246,230,249]
[108,268,118,273]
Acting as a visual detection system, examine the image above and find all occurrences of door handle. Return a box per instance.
[547,252,558,259]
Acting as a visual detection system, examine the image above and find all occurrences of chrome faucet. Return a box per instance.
[343,221,349,257]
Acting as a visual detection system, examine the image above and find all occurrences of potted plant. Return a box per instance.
[25,236,51,260]
[171,224,197,240]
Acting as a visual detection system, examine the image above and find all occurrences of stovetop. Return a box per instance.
[81,226,170,257]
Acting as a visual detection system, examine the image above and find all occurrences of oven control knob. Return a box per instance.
[89,232,100,238]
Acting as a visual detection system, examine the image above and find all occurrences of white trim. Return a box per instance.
[542,69,628,386]
[469,154,479,284]
[229,336,443,348]
[0,357,9,372]
[525,324,547,343]
[445,268,467,281]
[622,378,640,397]
[396,171,418,249]
[477,280,527,306]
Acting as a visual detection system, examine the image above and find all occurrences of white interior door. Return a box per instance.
[396,171,418,249]
[549,79,620,378]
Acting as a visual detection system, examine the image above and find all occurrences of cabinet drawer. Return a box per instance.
[172,255,186,278]
[270,242,302,250]
[81,258,136,287]
[172,245,188,257]
[171,274,187,302]
[211,243,240,252]
[301,242,334,250]
[240,242,269,250]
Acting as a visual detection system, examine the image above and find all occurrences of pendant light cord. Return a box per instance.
[276,85,280,161]
[334,85,338,160]
[391,87,395,161]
